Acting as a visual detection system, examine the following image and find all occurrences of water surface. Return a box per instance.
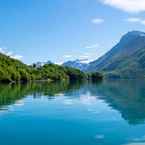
[0,80,145,145]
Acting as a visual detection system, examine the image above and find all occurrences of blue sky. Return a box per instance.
[0,0,145,64]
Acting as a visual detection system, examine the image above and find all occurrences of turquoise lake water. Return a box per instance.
[0,80,145,145]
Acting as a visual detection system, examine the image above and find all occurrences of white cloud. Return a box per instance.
[77,52,95,63]
[79,59,90,63]
[11,55,23,60]
[126,17,145,25]
[0,47,23,60]
[55,61,64,65]
[60,42,103,64]
[0,48,6,54]
[85,43,99,49]
[63,55,73,58]
[79,54,90,59]
[100,0,145,13]
[92,18,104,24]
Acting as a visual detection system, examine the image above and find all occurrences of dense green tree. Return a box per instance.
[0,53,87,83]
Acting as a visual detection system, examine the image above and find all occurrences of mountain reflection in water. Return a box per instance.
[0,80,145,125]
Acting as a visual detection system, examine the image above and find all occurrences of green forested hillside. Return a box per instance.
[0,53,86,83]
[0,53,32,82]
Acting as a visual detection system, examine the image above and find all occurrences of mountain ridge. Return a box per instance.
[87,31,145,78]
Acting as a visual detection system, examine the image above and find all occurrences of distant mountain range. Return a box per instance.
[63,59,88,71]
[63,31,145,78]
